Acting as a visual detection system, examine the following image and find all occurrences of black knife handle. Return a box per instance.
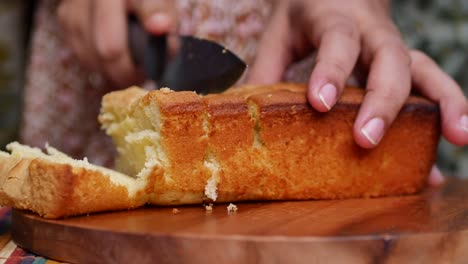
[145,34,167,83]
[127,15,167,83]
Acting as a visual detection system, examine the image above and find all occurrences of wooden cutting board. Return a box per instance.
[11,179,468,264]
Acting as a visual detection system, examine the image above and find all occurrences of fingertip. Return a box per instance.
[354,136,376,149]
[304,19,360,112]
[306,81,336,113]
[409,49,467,146]
[439,96,468,146]
[307,72,339,113]
[353,126,376,149]
[318,83,338,111]
[442,114,468,146]
[461,114,468,133]
[145,13,172,35]
[353,117,385,149]
[428,165,445,187]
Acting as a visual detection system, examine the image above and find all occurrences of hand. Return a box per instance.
[249,0,468,149]
[428,166,444,187]
[57,0,177,88]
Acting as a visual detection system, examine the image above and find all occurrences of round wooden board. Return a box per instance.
[12,179,468,264]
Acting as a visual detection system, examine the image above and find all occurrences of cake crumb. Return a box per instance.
[205,203,214,211]
[172,208,180,214]
[160,87,173,94]
[227,203,238,212]
[204,176,218,201]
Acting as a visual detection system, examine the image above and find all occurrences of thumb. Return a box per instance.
[128,0,177,35]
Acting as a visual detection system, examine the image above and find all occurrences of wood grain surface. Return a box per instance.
[11,179,468,264]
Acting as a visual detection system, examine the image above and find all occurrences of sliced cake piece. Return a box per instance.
[0,142,146,218]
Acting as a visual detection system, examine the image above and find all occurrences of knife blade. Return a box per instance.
[128,16,247,94]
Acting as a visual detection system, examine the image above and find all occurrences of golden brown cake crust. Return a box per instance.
[237,86,439,200]
[0,155,145,219]
[30,160,143,218]
[144,90,212,204]
[0,83,440,218]
[110,83,440,204]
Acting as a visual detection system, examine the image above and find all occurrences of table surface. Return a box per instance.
[3,178,468,264]
[0,207,60,264]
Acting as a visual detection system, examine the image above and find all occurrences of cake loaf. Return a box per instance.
[0,83,440,218]
[100,83,440,205]
[0,143,145,218]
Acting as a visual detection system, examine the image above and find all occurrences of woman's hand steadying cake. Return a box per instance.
[249,0,468,150]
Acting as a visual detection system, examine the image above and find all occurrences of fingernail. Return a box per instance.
[460,114,468,133]
[361,117,385,145]
[148,13,171,28]
[318,83,337,110]
[428,165,444,187]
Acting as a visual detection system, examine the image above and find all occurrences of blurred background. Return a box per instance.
[0,2,31,154]
[393,0,468,176]
[0,0,466,175]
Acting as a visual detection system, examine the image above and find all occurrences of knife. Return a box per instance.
[128,15,247,94]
